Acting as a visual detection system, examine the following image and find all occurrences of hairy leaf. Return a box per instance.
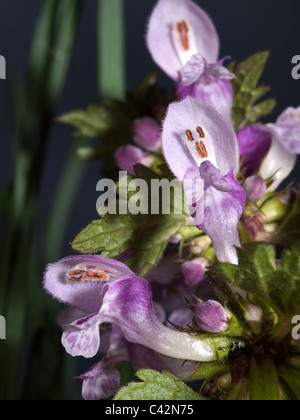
[114,370,205,401]
[229,52,276,130]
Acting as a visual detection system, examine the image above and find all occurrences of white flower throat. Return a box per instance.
[172,20,198,65]
[184,126,217,168]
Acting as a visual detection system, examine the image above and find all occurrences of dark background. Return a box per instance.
[1,0,300,256]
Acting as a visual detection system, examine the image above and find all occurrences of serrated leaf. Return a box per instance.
[230,52,276,130]
[72,165,187,275]
[210,243,300,321]
[59,104,113,138]
[114,370,205,401]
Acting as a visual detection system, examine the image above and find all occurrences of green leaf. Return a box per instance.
[210,243,300,322]
[114,370,205,401]
[72,165,187,276]
[229,52,276,130]
[189,361,231,382]
[58,105,114,138]
[249,358,279,400]
[210,243,276,305]
[279,364,300,400]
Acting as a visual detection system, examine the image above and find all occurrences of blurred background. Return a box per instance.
[0,0,299,400]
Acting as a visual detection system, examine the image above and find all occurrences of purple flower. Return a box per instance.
[162,97,246,264]
[147,0,234,121]
[76,325,201,400]
[132,117,161,152]
[44,255,217,399]
[114,145,155,175]
[177,55,235,123]
[237,108,300,191]
[194,300,232,333]
[146,0,219,80]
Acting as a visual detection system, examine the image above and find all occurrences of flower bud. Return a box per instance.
[114,145,155,175]
[132,118,161,152]
[169,234,182,244]
[244,175,267,202]
[181,258,209,287]
[194,300,232,333]
[245,304,264,336]
[245,304,263,323]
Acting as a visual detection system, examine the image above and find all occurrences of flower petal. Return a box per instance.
[62,313,103,358]
[269,106,300,154]
[197,169,247,265]
[44,255,134,313]
[146,0,219,80]
[259,132,297,191]
[162,97,239,181]
[77,359,121,401]
[99,276,216,362]
[177,56,234,123]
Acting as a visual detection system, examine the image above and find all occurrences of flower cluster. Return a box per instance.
[46,0,300,401]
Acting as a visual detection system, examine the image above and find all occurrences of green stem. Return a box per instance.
[97,0,126,100]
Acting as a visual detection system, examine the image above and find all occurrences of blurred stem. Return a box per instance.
[0,0,83,400]
[45,138,86,262]
[97,0,126,100]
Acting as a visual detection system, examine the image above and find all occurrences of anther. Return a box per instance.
[196,126,205,139]
[86,270,108,281]
[177,20,190,51]
[185,129,194,142]
[68,270,86,282]
[195,141,208,159]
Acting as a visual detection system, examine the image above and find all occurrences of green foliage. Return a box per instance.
[229,52,276,130]
[249,358,279,400]
[71,164,187,276]
[210,243,300,320]
[59,72,168,175]
[114,370,205,401]
[275,187,300,246]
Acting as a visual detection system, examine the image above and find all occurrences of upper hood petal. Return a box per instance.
[162,97,239,181]
[146,0,219,80]
[44,255,134,314]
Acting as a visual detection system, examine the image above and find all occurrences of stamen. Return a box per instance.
[68,270,86,283]
[177,20,190,51]
[86,269,108,281]
[196,127,205,139]
[195,141,208,159]
[185,129,194,142]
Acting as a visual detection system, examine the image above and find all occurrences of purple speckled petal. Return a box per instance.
[78,359,121,401]
[44,255,134,314]
[177,56,234,123]
[146,0,219,80]
[197,169,246,265]
[162,97,239,182]
[62,313,103,358]
[99,276,216,362]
